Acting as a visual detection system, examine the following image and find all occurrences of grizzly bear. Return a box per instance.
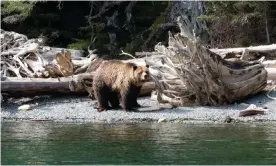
[93,60,150,112]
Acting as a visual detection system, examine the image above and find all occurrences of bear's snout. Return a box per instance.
[144,74,148,80]
[141,72,149,81]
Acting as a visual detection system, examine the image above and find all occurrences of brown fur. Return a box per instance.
[93,60,149,112]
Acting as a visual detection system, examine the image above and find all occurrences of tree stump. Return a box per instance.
[146,16,267,106]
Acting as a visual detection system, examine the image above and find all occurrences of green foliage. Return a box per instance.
[1,1,37,24]
[67,38,90,50]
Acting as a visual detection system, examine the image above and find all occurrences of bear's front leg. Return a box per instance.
[120,89,137,112]
[93,86,111,112]
[130,85,142,108]
[108,91,122,109]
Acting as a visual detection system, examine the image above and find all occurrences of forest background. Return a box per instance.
[1,1,276,56]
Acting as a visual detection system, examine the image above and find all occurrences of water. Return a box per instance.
[1,121,276,165]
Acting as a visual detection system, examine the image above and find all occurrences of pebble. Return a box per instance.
[158,117,166,123]
[18,104,32,111]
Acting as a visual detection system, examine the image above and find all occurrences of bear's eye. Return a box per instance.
[133,66,138,70]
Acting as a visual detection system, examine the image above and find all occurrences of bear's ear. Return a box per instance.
[133,65,138,70]
[146,64,149,68]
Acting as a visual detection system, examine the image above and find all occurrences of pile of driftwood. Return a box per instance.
[1,19,276,106]
[0,29,155,98]
[146,16,276,106]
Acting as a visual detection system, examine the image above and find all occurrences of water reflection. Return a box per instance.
[2,122,276,165]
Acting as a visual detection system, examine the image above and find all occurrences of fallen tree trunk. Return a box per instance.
[1,75,155,97]
[210,44,276,60]
[135,44,276,60]
[1,75,87,94]
[211,44,276,56]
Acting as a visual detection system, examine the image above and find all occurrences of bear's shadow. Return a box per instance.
[112,104,174,113]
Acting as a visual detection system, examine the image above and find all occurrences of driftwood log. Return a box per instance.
[211,44,276,60]
[145,16,269,106]
[135,44,276,60]
[1,74,155,97]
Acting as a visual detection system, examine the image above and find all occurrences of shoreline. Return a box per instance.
[2,118,276,124]
[1,90,276,124]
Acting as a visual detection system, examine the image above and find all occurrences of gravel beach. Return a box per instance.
[1,90,276,123]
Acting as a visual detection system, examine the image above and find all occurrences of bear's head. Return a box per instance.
[133,64,150,83]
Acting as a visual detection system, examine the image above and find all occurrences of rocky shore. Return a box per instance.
[1,89,276,124]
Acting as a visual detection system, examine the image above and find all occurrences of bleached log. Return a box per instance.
[1,75,84,94]
[1,75,155,97]
[266,68,276,81]
[263,60,276,68]
[211,44,276,59]
[211,44,276,54]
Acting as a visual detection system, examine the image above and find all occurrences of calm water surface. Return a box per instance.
[1,121,276,165]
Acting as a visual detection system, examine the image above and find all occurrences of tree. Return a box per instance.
[200,1,276,48]
[1,1,37,24]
